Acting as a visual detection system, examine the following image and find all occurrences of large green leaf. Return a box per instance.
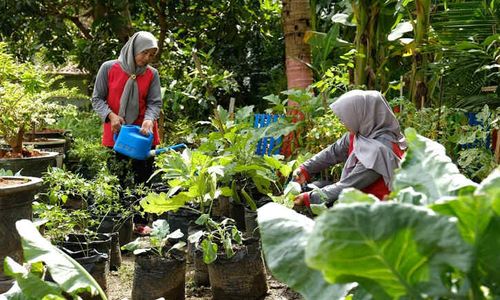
[337,188,377,204]
[257,203,353,300]
[3,257,64,300]
[305,202,472,299]
[475,167,500,210]
[14,219,106,298]
[431,169,500,290]
[392,128,477,204]
[140,192,189,214]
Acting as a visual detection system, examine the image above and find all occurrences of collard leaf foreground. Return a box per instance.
[258,203,353,300]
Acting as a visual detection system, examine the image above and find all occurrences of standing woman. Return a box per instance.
[293,90,406,207]
[92,31,162,184]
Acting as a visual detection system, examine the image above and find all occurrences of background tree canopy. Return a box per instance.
[0,0,285,118]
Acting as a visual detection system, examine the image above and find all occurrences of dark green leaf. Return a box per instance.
[258,203,353,300]
[306,203,472,299]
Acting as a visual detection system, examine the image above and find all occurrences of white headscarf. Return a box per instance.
[330,90,406,185]
[117,31,158,124]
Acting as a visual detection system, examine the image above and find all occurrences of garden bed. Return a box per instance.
[108,253,302,300]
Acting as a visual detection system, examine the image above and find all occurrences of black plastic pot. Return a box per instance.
[244,207,259,239]
[211,196,231,218]
[165,207,200,241]
[93,213,134,246]
[207,241,267,300]
[229,199,246,231]
[60,247,109,300]
[0,176,42,293]
[193,248,210,287]
[132,253,186,300]
[61,233,112,262]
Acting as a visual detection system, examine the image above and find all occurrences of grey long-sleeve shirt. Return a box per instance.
[302,133,392,206]
[91,60,162,123]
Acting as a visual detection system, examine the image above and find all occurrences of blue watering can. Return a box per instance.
[113,125,187,160]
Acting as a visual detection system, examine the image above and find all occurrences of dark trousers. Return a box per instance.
[108,150,154,187]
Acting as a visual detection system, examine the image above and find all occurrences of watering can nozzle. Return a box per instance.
[149,143,188,157]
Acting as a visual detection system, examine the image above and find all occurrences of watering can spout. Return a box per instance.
[149,143,187,157]
[113,125,186,160]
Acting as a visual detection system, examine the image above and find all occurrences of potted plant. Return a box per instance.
[32,200,112,288]
[38,167,91,209]
[189,215,268,300]
[122,219,186,300]
[88,170,135,247]
[0,43,78,176]
[0,170,42,293]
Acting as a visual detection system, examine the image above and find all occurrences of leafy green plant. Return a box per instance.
[32,202,94,244]
[207,106,292,206]
[38,167,91,206]
[122,219,185,257]
[188,215,243,264]
[141,147,229,215]
[457,105,498,181]
[51,110,102,142]
[0,43,79,155]
[264,88,347,156]
[258,127,500,299]
[2,219,106,299]
[0,169,16,176]
[67,139,111,178]
[88,169,129,217]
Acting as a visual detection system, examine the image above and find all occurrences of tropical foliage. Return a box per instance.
[258,128,500,299]
[2,220,106,300]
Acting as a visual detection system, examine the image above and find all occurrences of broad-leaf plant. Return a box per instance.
[122,219,185,257]
[2,219,107,300]
[258,128,500,299]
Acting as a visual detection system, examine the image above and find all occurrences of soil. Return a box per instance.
[0,178,28,187]
[0,148,43,159]
[107,253,302,300]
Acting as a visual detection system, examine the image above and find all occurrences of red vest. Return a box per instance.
[348,133,404,200]
[102,62,160,147]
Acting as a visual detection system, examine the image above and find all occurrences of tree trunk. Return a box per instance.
[410,0,431,108]
[281,0,313,156]
[282,0,313,90]
[8,128,25,155]
[352,1,369,87]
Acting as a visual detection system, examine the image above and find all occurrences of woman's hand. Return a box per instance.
[140,120,154,135]
[108,112,125,133]
[293,192,309,206]
[292,167,307,185]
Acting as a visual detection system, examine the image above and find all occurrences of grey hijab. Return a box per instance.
[117,31,158,124]
[330,90,406,185]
